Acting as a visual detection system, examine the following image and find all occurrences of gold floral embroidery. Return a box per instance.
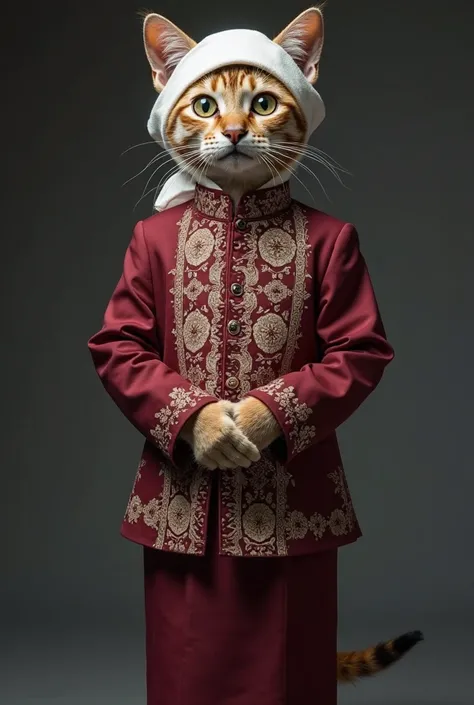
[280,205,312,375]
[205,226,227,396]
[172,209,227,397]
[124,459,146,523]
[143,498,161,528]
[124,460,211,555]
[187,363,206,387]
[194,187,230,220]
[258,228,297,267]
[241,183,292,219]
[221,452,291,556]
[126,494,143,524]
[251,364,277,387]
[285,466,355,541]
[220,453,355,556]
[252,313,288,354]
[194,183,291,220]
[172,187,309,402]
[172,206,194,379]
[256,378,316,455]
[263,279,291,304]
[183,310,210,352]
[184,277,204,302]
[150,386,209,452]
[227,231,259,396]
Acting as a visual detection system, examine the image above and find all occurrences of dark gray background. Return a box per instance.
[2,0,473,703]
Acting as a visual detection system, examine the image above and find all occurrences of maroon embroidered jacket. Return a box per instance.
[88,182,394,557]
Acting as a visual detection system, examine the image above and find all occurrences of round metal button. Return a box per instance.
[235,219,247,232]
[226,376,240,390]
[227,320,241,335]
[231,282,243,296]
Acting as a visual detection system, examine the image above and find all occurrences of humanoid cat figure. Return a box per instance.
[88,8,422,704]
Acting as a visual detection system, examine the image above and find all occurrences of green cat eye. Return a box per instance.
[252,93,277,116]
[193,96,218,118]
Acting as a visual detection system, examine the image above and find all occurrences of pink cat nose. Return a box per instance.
[222,128,248,144]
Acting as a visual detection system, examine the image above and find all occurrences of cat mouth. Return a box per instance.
[218,148,253,161]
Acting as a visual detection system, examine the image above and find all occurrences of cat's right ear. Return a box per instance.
[143,14,196,92]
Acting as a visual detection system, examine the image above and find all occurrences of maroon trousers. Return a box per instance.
[143,481,338,705]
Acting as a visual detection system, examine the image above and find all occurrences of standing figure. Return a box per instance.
[88,8,422,704]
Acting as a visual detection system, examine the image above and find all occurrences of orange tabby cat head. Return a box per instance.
[143,8,324,191]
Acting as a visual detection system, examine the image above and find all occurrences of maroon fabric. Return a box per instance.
[143,481,338,705]
[88,182,394,557]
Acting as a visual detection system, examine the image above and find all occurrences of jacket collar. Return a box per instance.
[193,181,292,221]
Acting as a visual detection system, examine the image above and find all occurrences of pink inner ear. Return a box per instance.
[304,64,318,83]
[156,68,168,87]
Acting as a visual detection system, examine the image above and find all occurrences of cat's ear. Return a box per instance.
[273,7,324,84]
[143,13,196,92]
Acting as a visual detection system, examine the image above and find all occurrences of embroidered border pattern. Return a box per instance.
[220,452,292,556]
[220,458,355,556]
[280,205,312,375]
[256,378,317,455]
[285,465,355,542]
[124,458,211,555]
[149,386,209,453]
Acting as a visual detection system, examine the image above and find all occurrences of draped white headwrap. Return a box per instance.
[147,28,326,211]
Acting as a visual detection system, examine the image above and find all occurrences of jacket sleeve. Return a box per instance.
[87,220,218,466]
[245,222,394,464]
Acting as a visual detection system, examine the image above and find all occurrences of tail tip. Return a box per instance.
[393,630,424,654]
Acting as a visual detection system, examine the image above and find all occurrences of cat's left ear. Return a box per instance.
[273,7,324,84]
[143,13,196,92]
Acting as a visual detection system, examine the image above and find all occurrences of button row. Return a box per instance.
[230,282,243,296]
[226,376,239,390]
[235,219,247,232]
[225,224,246,394]
[227,320,241,335]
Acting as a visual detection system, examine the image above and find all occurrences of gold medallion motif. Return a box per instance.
[258,228,297,267]
[183,310,211,353]
[253,313,288,354]
[184,228,215,266]
[242,503,276,543]
[167,494,191,536]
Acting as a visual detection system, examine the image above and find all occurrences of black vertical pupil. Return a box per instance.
[200,98,211,112]
[258,96,269,111]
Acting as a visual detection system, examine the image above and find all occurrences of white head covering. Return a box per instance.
[147,28,325,211]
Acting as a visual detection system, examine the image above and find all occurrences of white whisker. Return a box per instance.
[122,152,169,187]
[264,151,318,204]
[275,141,351,175]
[271,145,347,189]
[120,140,158,156]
